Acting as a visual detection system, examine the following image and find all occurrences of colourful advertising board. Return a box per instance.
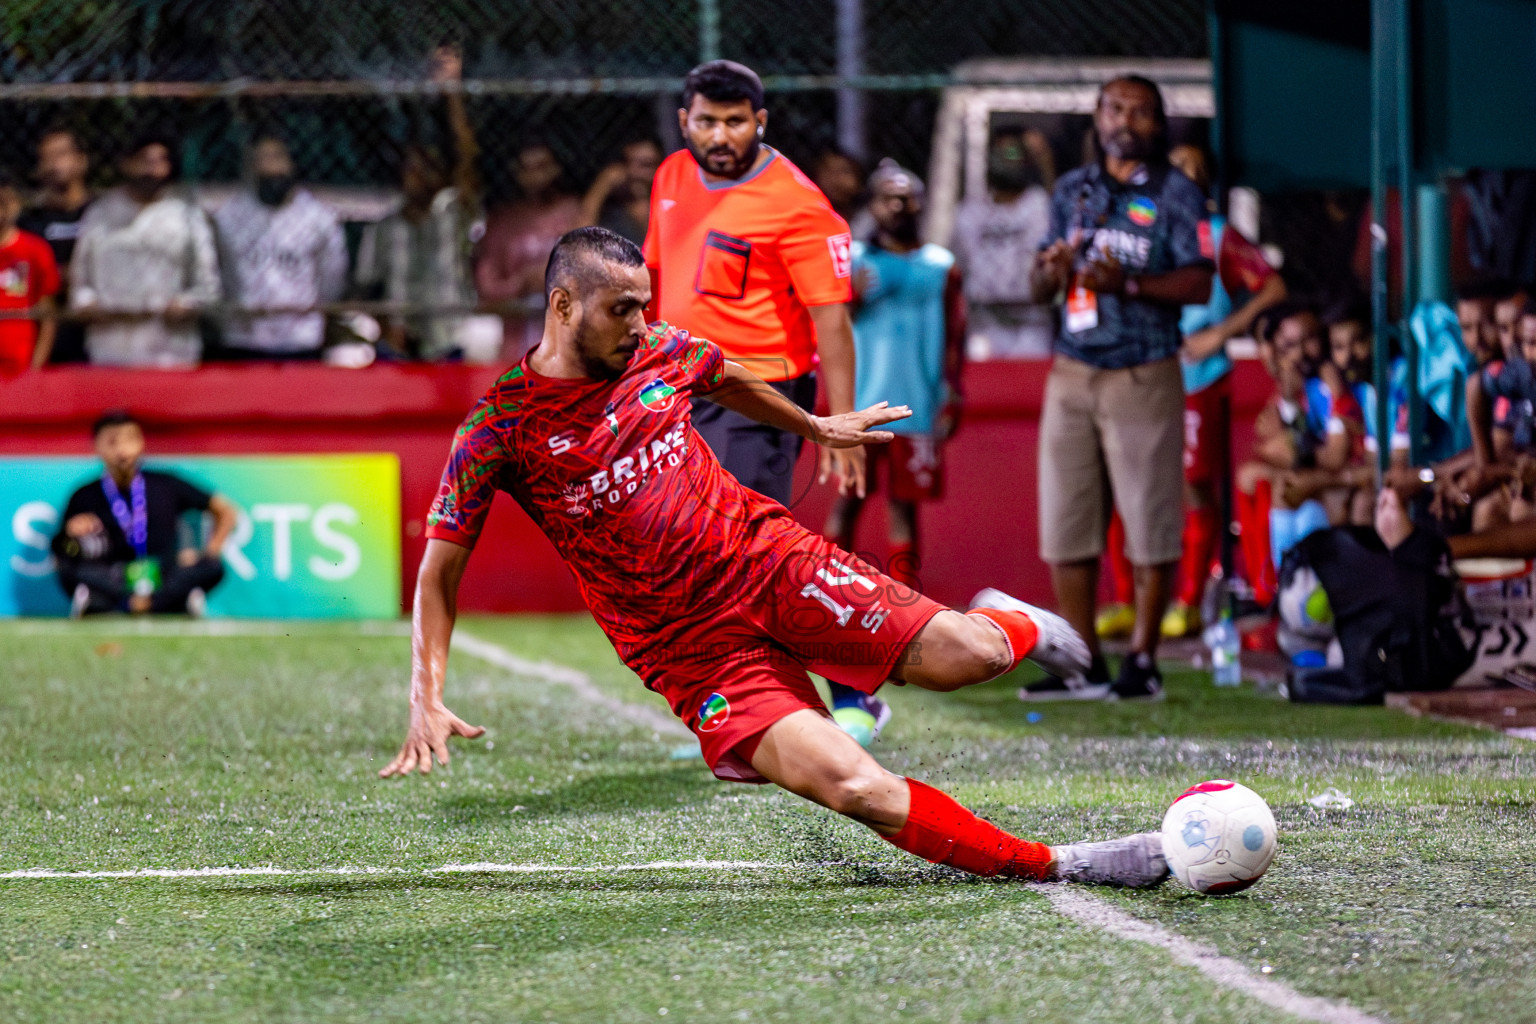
[2,455,400,618]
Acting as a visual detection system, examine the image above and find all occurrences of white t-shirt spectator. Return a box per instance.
[214,188,348,355]
[951,185,1054,359]
[70,187,221,367]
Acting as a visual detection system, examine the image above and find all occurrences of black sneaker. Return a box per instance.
[1111,652,1165,701]
[1019,655,1112,702]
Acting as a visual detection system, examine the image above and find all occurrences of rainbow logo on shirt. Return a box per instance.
[696,692,731,733]
[1127,196,1158,227]
[638,378,678,413]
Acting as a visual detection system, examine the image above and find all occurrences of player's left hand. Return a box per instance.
[379,701,485,778]
[814,402,910,497]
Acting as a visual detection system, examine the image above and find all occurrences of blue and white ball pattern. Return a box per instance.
[1161,780,1278,894]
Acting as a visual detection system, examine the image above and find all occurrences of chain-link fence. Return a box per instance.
[0,0,1211,366]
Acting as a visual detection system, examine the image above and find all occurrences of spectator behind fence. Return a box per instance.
[69,131,220,367]
[19,126,92,364]
[1024,75,1214,701]
[354,45,481,361]
[951,129,1054,359]
[812,147,875,241]
[581,136,663,246]
[213,134,347,360]
[52,410,238,618]
[822,161,964,589]
[1456,279,1503,367]
[0,170,60,374]
[475,140,584,357]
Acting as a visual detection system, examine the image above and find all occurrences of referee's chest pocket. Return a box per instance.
[694,230,752,299]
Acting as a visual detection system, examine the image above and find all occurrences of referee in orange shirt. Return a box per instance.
[645,60,884,743]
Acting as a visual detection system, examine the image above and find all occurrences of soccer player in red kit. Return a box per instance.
[379,227,1168,888]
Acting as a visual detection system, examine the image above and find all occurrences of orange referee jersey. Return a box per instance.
[644,146,852,381]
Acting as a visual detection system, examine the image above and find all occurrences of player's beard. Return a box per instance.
[689,135,760,180]
[574,319,628,382]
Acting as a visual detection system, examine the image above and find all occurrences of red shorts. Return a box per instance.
[633,530,946,783]
[868,435,945,502]
[1183,375,1231,487]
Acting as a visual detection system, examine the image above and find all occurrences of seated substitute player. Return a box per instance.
[380,227,1168,888]
[51,410,238,616]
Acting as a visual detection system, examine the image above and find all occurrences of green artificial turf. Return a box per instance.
[2,615,1532,1023]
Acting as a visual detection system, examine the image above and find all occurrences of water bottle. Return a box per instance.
[1205,615,1242,687]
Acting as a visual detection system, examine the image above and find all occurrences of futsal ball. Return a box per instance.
[1161,780,1277,894]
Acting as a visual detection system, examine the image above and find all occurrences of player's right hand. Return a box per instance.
[379,702,485,778]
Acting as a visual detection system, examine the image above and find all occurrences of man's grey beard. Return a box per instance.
[690,136,761,180]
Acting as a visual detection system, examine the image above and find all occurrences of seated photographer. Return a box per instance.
[52,410,239,617]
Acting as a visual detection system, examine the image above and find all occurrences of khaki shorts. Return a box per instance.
[1038,355,1185,566]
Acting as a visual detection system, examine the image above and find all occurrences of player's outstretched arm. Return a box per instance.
[703,359,911,453]
[380,539,486,778]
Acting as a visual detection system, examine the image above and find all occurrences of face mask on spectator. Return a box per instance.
[125,173,168,200]
[256,173,295,206]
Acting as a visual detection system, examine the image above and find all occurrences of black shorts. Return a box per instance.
[691,372,817,508]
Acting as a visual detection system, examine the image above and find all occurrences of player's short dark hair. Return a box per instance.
[1522,297,1536,318]
[1457,279,1510,304]
[0,167,19,193]
[91,409,140,437]
[1323,297,1370,328]
[544,226,646,299]
[123,127,178,162]
[683,60,765,112]
[1268,299,1319,331]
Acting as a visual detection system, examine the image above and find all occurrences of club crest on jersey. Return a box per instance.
[696,692,731,733]
[604,401,620,437]
[638,378,677,413]
[1127,196,1158,227]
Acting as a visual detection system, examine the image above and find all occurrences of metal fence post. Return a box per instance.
[836,0,866,161]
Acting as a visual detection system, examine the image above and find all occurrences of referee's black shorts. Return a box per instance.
[690,372,817,509]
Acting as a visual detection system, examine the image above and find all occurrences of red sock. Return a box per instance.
[1178,505,1219,606]
[887,541,919,588]
[1237,481,1277,606]
[1105,509,1135,605]
[966,607,1039,672]
[884,778,1053,879]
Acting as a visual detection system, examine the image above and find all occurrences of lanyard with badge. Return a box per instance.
[1065,171,1112,334]
[102,472,160,596]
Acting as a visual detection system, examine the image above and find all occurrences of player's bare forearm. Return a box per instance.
[31,311,56,370]
[1128,265,1214,307]
[807,302,856,414]
[205,494,240,557]
[1223,274,1286,340]
[381,539,484,778]
[704,360,910,447]
[1468,374,1495,467]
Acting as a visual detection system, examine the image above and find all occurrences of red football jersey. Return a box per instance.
[426,322,805,664]
[0,229,59,371]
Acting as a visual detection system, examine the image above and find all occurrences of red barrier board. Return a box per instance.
[0,360,1270,612]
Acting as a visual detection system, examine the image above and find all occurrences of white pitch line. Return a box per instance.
[1038,886,1387,1024]
[0,859,781,881]
[451,629,691,738]
[0,618,410,637]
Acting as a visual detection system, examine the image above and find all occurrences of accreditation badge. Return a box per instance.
[126,558,162,597]
[1065,274,1099,333]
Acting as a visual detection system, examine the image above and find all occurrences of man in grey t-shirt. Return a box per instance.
[951,130,1054,359]
[214,135,348,358]
[70,132,221,367]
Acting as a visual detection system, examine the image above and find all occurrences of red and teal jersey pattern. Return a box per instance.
[426,321,804,663]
